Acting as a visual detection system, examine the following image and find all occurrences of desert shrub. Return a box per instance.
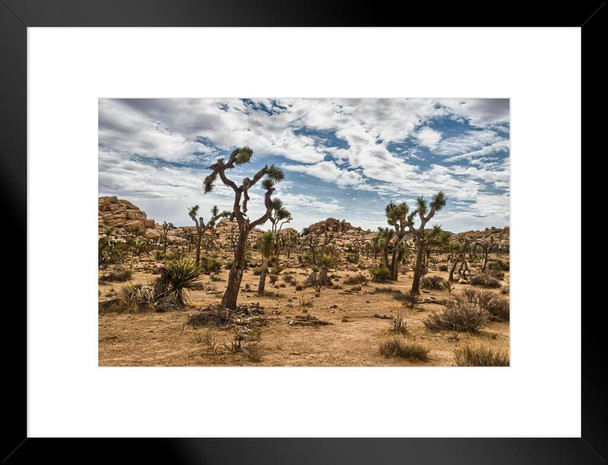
[209,273,222,282]
[421,275,446,290]
[156,259,201,307]
[120,283,154,311]
[154,251,166,261]
[269,274,279,285]
[470,273,501,288]
[487,269,505,280]
[501,286,509,295]
[193,329,219,354]
[391,314,408,334]
[100,268,132,282]
[252,267,262,276]
[454,345,509,366]
[344,274,368,285]
[201,257,222,275]
[438,264,449,272]
[283,274,297,285]
[299,296,314,308]
[224,260,234,270]
[370,266,391,283]
[394,291,419,309]
[488,259,510,271]
[350,285,362,292]
[346,253,359,264]
[379,339,429,361]
[424,301,488,333]
[460,289,509,322]
[295,284,303,291]
[374,287,402,294]
[167,250,185,261]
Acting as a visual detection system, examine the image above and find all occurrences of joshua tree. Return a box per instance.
[188,204,228,267]
[408,192,447,295]
[269,199,292,255]
[385,201,410,280]
[257,231,275,295]
[282,229,299,259]
[474,236,496,273]
[203,146,284,310]
[160,221,174,254]
[448,239,471,282]
[375,227,394,269]
[227,226,238,254]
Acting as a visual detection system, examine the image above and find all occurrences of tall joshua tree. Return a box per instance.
[160,221,174,254]
[203,146,284,310]
[375,227,394,269]
[385,201,410,280]
[257,231,275,295]
[188,204,228,267]
[269,198,292,255]
[408,192,447,295]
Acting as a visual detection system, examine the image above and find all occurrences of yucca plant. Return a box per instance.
[161,259,201,307]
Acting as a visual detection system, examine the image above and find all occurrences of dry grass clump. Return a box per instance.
[391,314,408,334]
[459,288,509,322]
[100,268,132,282]
[424,300,488,334]
[454,345,509,366]
[421,275,446,290]
[344,274,368,285]
[379,339,429,361]
[394,291,419,309]
[470,273,501,288]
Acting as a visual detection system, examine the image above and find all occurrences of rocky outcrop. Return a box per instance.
[450,226,510,251]
[99,196,158,238]
[306,218,364,235]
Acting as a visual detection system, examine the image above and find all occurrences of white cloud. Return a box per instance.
[415,126,442,149]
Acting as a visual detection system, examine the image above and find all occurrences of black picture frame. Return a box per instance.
[2,1,604,463]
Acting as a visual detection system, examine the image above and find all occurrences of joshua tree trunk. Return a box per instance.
[411,242,426,296]
[449,259,459,282]
[481,251,488,273]
[390,247,399,280]
[382,246,389,268]
[258,257,268,294]
[222,233,248,310]
[195,230,203,266]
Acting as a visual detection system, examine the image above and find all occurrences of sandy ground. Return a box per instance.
[98,253,510,367]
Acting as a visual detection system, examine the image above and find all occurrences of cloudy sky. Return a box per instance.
[99,98,509,233]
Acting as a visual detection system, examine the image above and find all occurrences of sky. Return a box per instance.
[99,98,509,233]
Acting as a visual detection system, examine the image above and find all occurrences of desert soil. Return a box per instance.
[99,255,509,367]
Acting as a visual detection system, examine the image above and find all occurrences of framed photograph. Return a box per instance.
[3,1,604,463]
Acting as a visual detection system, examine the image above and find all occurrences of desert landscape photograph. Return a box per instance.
[98,98,510,366]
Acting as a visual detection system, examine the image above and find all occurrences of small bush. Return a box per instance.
[421,275,446,290]
[470,273,501,288]
[120,283,154,311]
[454,345,509,366]
[224,260,234,270]
[379,339,429,361]
[283,274,297,285]
[394,291,419,309]
[391,314,408,334]
[460,288,509,322]
[299,297,314,308]
[370,266,391,283]
[344,274,368,285]
[202,257,222,274]
[269,274,279,285]
[438,264,449,272]
[487,269,505,280]
[100,268,132,282]
[374,287,402,294]
[424,301,488,333]
[488,259,509,271]
[209,273,222,282]
[295,284,303,291]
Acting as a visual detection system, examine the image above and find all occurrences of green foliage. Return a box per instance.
[370,266,391,283]
[234,146,253,164]
[259,231,275,258]
[266,164,285,182]
[454,345,509,366]
[202,257,223,274]
[165,259,201,307]
[261,178,275,190]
